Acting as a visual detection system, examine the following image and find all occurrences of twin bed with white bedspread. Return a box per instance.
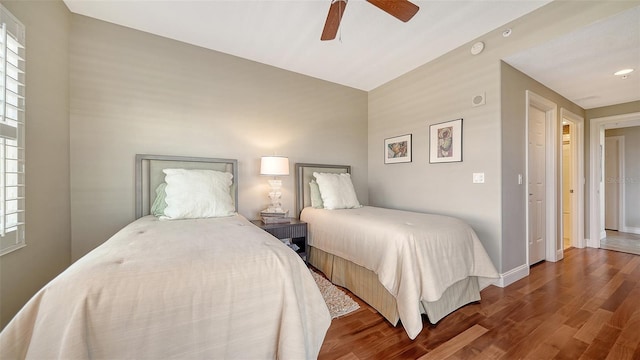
[0,155,331,359]
[295,163,499,340]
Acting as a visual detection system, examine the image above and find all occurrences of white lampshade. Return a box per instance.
[260,156,290,176]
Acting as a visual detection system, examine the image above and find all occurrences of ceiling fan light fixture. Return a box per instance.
[614,68,634,76]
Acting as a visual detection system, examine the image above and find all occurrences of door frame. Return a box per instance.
[560,108,585,249]
[525,91,559,264]
[588,112,640,246]
[604,135,625,232]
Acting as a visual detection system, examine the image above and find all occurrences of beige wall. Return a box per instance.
[368,35,503,269]
[368,1,635,274]
[586,102,640,120]
[0,0,71,329]
[605,126,640,230]
[70,15,368,260]
[501,62,584,271]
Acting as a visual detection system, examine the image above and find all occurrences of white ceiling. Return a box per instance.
[63,0,639,109]
[504,5,640,109]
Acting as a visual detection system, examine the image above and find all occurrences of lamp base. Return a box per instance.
[265,179,285,214]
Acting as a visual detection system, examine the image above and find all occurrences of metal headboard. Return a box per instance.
[294,163,351,217]
[135,154,238,219]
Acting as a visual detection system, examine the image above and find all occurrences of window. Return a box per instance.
[0,5,25,256]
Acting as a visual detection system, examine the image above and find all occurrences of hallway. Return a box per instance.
[601,230,640,256]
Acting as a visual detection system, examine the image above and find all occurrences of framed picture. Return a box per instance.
[429,118,462,163]
[384,134,412,164]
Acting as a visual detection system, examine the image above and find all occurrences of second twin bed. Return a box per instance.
[295,163,499,340]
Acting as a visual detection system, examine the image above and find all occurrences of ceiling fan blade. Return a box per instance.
[321,0,348,41]
[366,0,419,22]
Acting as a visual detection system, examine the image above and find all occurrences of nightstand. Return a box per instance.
[250,219,307,263]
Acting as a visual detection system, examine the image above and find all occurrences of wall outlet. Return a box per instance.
[473,173,485,183]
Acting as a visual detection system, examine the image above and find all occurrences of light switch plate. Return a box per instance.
[473,173,485,183]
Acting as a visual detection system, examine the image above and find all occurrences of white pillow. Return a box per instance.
[161,169,235,219]
[313,172,361,210]
[309,180,324,209]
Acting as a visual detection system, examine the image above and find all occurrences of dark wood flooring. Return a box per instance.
[318,248,640,359]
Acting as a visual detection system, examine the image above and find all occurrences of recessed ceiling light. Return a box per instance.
[614,68,634,76]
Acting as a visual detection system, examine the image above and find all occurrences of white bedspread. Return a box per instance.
[301,206,499,339]
[0,215,331,359]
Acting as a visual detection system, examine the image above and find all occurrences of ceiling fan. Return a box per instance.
[321,0,419,41]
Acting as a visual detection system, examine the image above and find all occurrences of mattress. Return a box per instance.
[301,206,499,339]
[0,215,331,359]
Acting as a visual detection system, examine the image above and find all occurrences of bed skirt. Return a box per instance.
[308,246,481,327]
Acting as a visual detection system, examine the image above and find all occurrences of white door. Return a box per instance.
[528,106,546,264]
[604,137,619,230]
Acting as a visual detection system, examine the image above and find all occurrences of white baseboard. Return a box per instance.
[556,249,564,261]
[621,226,640,235]
[586,237,600,248]
[495,264,529,288]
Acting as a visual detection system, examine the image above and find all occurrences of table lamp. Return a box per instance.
[260,156,289,215]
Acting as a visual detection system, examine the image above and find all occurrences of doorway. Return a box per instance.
[589,112,640,248]
[526,91,558,265]
[560,108,585,251]
[562,123,573,249]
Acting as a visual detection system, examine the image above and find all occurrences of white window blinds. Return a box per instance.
[0,5,25,256]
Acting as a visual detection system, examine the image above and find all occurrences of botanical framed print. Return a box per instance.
[429,118,462,163]
[384,134,412,164]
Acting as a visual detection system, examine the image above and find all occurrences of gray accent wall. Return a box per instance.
[69,15,368,260]
[0,0,71,329]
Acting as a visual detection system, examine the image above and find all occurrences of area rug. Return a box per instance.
[311,270,360,319]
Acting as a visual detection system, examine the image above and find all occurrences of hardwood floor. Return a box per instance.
[318,248,640,359]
